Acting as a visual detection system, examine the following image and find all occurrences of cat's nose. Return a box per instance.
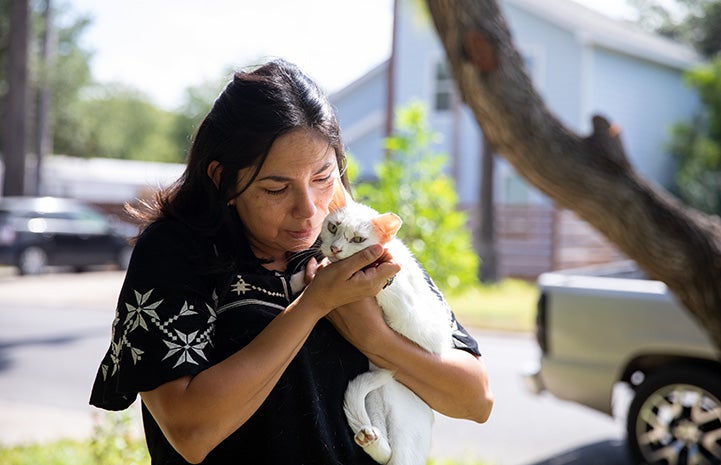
[330,245,341,255]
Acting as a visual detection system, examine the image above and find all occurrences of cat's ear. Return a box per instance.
[372,213,403,242]
[328,177,348,211]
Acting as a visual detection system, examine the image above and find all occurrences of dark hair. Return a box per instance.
[132,59,349,270]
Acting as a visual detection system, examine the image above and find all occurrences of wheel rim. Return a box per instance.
[19,247,47,275]
[635,383,721,465]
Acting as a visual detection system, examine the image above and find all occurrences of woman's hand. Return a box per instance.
[299,245,400,318]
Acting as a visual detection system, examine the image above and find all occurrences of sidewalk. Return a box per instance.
[0,270,131,447]
[0,399,144,447]
[0,268,123,310]
[0,400,96,446]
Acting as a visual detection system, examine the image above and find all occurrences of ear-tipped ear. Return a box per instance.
[371,212,402,242]
[207,160,223,189]
[328,177,348,211]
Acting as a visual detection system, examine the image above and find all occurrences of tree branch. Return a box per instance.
[426,0,721,349]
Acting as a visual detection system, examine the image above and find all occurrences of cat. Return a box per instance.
[318,184,453,465]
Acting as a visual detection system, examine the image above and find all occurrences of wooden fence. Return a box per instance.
[493,204,624,279]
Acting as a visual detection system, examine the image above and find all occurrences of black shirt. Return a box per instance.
[90,218,481,464]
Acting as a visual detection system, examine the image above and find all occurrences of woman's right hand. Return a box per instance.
[299,244,400,317]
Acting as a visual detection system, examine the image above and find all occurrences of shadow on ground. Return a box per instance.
[0,327,108,373]
[527,439,633,465]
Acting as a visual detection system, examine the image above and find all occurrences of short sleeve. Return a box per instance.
[90,220,219,411]
[450,313,481,356]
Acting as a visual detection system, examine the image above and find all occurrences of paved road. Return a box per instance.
[0,270,632,464]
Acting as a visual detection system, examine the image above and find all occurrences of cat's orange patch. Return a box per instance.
[370,213,402,244]
[329,177,347,211]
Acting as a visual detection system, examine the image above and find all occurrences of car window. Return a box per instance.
[69,209,110,235]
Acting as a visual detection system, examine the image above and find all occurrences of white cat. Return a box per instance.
[319,184,453,465]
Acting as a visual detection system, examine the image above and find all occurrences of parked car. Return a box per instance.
[524,261,721,465]
[0,196,134,275]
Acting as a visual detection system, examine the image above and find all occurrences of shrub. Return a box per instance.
[354,102,480,295]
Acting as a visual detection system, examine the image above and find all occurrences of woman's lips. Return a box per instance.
[287,228,316,240]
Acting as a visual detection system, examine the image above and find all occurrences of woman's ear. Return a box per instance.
[207,160,223,189]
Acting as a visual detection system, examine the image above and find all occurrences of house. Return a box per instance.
[330,0,701,278]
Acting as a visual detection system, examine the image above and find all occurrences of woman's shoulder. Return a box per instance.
[134,218,207,255]
[131,218,210,270]
[137,217,193,244]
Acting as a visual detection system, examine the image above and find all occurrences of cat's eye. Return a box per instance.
[327,223,337,234]
[351,236,366,244]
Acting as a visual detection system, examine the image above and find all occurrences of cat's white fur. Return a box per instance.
[319,193,453,465]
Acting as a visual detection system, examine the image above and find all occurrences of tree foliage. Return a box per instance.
[668,58,721,214]
[354,102,479,295]
[629,0,721,57]
[1,1,210,165]
[56,83,179,162]
[170,74,230,160]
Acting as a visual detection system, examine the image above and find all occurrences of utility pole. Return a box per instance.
[35,0,56,196]
[2,0,30,197]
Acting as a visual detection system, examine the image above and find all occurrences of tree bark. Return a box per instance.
[2,0,30,197]
[425,0,721,349]
[478,133,498,283]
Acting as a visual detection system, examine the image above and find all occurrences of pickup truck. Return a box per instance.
[524,261,721,465]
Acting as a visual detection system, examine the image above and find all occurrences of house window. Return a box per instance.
[433,60,454,112]
[504,175,531,204]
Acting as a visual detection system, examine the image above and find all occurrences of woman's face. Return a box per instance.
[232,128,339,267]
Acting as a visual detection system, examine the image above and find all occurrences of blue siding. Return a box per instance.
[330,0,700,207]
[331,65,387,179]
[590,48,699,184]
[505,3,585,129]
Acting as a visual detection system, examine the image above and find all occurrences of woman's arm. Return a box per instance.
[326,298,494,423]
[141,245,400,464]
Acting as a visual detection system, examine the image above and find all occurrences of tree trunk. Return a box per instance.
[2,0,30,197]
[425,0,721,350]
[478,132,498,282]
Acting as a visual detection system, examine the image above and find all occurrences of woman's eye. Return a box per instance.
[265,187,287,195]
[316,174,334,185]
[328,223,337,233]
[351,236,366,244]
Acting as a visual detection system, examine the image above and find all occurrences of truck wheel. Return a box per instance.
[18,246,48,275]
[626,366,721,465]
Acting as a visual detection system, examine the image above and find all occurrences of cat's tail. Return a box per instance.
[343,369,393,431]
[343,369,394,464]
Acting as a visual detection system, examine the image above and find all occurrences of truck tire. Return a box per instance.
[626,365,721,465]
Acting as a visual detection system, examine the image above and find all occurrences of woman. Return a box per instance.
[90,59,493,464]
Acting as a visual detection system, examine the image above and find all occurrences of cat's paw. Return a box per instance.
[355,427,391,464]
[354,426,380,447]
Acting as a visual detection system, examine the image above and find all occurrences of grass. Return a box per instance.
[0,280,531,464]
[448,279,538,333]
[0,411,149,465]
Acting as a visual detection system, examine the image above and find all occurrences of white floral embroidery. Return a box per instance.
[124,290,163,332]
[101,288,216,379]
[162,329,210,368]
[231,274,284,298]
[231,275,252,295]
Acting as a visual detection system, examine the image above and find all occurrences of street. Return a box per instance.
[0,270,632,464]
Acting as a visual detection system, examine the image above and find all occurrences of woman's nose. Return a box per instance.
[293,189,317,218]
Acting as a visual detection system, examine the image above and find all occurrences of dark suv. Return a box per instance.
[0,196,134,275]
